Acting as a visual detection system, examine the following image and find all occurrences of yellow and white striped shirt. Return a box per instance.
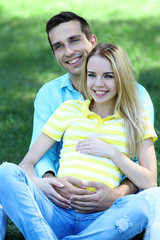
[42,100,157,189]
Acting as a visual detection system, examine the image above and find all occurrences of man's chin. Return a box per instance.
[68,69,82,79]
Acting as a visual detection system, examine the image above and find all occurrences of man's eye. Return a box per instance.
[55,45,62,49]
[53,44,62,51]
[72,38,79,43]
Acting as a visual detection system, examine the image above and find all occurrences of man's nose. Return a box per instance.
[64,45,74,56]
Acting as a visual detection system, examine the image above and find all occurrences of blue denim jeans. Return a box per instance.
[0,162,155,240]
[0,205,8,240]
[139,188,160,239]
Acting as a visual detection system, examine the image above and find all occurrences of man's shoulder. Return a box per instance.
[40,74,69,92]
[136,82,148,94]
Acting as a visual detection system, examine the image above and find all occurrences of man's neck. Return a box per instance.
[69,74,80,92]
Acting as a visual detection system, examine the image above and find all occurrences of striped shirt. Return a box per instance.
[42,100,157,190]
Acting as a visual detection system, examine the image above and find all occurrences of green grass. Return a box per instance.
[0,0,160,239]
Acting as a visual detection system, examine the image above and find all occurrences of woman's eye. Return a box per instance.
[104,75,113,79]
[87,73,96,77]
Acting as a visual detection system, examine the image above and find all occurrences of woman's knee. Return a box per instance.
[0,162,22,186]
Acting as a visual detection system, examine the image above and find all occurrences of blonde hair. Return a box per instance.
[80,42,145,157]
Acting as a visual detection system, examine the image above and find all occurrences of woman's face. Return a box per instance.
[87,55,118,107]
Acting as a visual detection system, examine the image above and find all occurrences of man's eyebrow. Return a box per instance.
[52,35,82,48]
[69,34,82,39]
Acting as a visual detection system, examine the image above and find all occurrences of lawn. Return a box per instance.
[0,0,160,239]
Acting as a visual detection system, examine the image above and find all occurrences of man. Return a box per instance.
[0,11,159,240]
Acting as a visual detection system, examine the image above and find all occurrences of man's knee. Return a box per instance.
[115,194,150,223]
[133,194,150,215]
[113,195,149,237]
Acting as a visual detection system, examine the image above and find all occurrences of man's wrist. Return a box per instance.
[42,171,55,178]
[110,187,124,203]
[115,178,139,198]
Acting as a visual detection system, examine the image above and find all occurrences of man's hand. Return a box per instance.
[42,173,94,208]
[69,178,138,213]
[69,181,121,213]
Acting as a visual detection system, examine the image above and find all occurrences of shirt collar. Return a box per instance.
[81,100,122,120]
[60,73,75,91]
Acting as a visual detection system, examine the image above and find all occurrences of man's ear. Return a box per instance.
[90,34,97,48]
[51,47,57,57]
[52,49,55,56]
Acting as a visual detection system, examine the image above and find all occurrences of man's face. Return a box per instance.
[49,20,97,80]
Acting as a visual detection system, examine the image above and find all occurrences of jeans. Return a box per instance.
[0,162,154,240]
[139,188,160,239]
[0,205,8,240]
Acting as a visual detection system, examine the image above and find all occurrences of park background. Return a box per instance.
[0,0,160,239]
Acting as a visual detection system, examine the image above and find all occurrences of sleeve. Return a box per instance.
[143,115,157,142]
[30,86,53,146]
[30,86,60,177]
[42,104,67,141]
[137,83,154,125]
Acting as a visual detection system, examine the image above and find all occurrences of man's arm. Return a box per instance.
[66,179,138,213]
[30,86,60,177]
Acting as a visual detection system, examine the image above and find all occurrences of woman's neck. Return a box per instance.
[90,100,115,118]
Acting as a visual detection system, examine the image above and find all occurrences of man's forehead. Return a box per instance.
[49,21,84,43]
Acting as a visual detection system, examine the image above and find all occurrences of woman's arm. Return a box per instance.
[20,133,74,207]
[75,137,157,189]
[19,133,56,180]
[111,138,157,189]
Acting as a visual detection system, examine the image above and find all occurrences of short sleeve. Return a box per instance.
[42,103,67,141]
[143,115,157,142]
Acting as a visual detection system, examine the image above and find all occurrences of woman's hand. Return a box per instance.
[75,137,116,158]
[34,176,94,209]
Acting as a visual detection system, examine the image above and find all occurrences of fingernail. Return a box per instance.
[59,184,64,187]
[82,180,88,186]
[66,206,72,210]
